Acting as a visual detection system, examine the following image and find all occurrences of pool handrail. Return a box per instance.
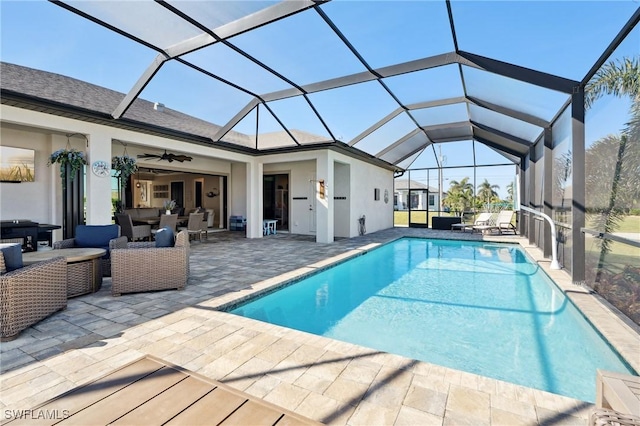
[519,205,561,270]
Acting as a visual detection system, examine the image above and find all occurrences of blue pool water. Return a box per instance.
[230,238,635,402]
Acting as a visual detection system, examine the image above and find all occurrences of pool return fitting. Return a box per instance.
[519,205,561,270]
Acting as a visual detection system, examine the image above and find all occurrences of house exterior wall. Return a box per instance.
[0,104,250,242]
[394,190,438,211]
[230,162,247,219]
[0,126,55,224]
[341,151,394,237]
[264,160,316,236]
[262,151,394,239]
[1,104,395,244]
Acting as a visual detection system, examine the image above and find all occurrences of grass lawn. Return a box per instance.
[584,215,639,266]
[393,211,458,227]
[600,215,640,233]
[394,211,483,227]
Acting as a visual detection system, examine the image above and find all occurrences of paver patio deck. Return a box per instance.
[1,228,638,425]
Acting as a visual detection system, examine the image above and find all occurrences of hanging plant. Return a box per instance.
[48,148,87,183]
[111,154,138,189]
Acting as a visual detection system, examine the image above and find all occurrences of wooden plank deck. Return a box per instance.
[4,356,323,426]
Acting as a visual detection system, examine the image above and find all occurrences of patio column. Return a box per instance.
[523,149,535,242]
[543,127,553,259]
[517,162,527,237]
[245,160,263,239]
[571,88,586,284]
[315,152,334,244]
[85,131,113,225]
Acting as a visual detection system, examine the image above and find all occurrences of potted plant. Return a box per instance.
[48,148,87,185]
[163,199,176,215]
[111,154,138,189]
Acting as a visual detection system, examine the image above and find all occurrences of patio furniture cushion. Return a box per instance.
[75,225,121,257]
[0,243,23,273]
[155,227,175,248]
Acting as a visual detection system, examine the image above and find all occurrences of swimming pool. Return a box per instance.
[230,238,634,402]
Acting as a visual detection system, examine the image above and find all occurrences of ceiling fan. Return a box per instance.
[137,150,193,163]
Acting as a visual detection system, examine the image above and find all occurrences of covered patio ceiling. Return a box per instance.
[8,1,640,170]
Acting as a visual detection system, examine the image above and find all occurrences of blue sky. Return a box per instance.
[1,1,638,199]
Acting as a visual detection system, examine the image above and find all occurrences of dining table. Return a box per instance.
[132,217,160,226]
[133,216,190,227]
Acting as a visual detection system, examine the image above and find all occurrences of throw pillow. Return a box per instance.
[0,243,23,272]
[155,227,175,248]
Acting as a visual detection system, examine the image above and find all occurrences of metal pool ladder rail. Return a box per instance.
[519,205,561,270]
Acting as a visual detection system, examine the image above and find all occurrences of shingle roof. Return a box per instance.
[0,61,417,170]
[0,61,250,144]
[394,179,438,192]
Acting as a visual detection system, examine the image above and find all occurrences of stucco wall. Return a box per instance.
[2,105,395,243]
[0,126,56,224]
[230,162,247,220]
[338,151,394,237]
[264,160,316,235]
[263,153,394,238]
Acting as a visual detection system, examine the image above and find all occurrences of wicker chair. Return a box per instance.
[151,214,178,240]
[0,253,67,341]
[54,224,120,277]
[178,212,205,242]
[109,230,190,296]
[115,213,151,242]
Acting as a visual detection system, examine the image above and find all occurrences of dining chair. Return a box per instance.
[151,214,178,239]
[179,212,204,242]
[115,213,151,242]
[200,211,209,241]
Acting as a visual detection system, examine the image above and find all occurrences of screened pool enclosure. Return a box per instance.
[1,1,639,325]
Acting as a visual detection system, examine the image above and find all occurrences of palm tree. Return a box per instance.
[505,182,514,205]
[585,55,639,280]
[443,177,474,216]
[477,179,500,208]
[585,57,639,109]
